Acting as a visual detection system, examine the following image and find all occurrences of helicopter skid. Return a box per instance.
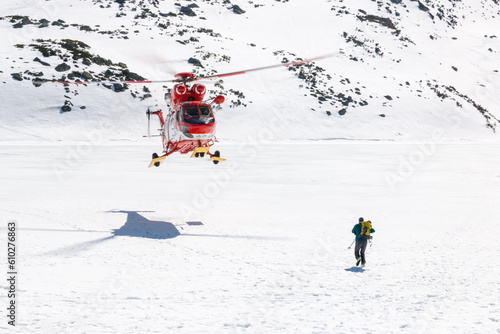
[190,146,210,158]
[208,156,226,163]
[148,154,166,168]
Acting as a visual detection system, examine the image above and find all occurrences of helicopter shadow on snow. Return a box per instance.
[110,210,181,239]
[41,211,185,256]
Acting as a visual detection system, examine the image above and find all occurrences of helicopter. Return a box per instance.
[134,53,337,168]
[145,72,226,168]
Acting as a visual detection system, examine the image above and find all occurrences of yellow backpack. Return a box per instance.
[360,221,373,239]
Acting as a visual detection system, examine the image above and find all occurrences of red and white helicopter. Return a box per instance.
[145,72,226,168]
[135,54,335,168]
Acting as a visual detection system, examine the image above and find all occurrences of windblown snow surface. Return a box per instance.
[1,0,500,333]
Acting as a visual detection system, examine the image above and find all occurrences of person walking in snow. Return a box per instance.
[352,217,375,267]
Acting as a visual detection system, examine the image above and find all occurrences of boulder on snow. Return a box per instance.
[188,57,202,67]
[232,5,246,14]
[55,63,71,72]
[11,73,23,81]
[82,71,93,80]
[180,6,196,16]
[61,100,73,112]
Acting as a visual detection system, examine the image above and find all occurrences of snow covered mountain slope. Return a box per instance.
[1,1,500,334]
[1,0,499,141]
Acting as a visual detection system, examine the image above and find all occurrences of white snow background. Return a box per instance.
[1,0,500,333]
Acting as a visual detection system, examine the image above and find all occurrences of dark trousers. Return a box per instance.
[354,239,368,263]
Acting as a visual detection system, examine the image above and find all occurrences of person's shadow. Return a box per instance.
[111,211,180,239]
[344,267,365,273]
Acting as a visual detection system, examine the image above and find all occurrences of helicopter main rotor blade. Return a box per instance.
[36,51,342,86]
[195,52,342,81]
[49,78,182,85]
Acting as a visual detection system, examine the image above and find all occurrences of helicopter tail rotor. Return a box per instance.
[144,108,152,138]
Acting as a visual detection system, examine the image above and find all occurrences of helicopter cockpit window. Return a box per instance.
[184,106,199,119]
[182,105,215,124]
[199,105,212,117]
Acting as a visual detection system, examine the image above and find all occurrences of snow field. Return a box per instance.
[1,141,499,333]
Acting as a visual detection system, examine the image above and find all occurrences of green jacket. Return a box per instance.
[352,223,375,241]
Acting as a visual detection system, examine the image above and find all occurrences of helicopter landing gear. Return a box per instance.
[213,151,220,165]
[152,153,160,167]
[188,147,226,164]
[148,152,167,168]
[208,150,226,165]
[190,147,210,158]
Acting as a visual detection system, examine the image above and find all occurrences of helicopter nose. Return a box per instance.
[185,122,215,134]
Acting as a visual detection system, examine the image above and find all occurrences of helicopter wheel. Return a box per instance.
[213,150,221,165]
[152,153,160,167]
[200,152,205,158]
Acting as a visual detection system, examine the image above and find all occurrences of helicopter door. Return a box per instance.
[167,110,181,142]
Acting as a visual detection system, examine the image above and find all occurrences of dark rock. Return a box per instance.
[92,56,112,66]
[159,12,177,17]
[34,57,51,66]
[180,6,196,16]
[11,73,23,81]
[338,108,347,116]
[452,66,458,72]
[82,71,93,80]
[61,100,73,112]
[104,69,114,78]
[79,25,93,32]
[379,114,386,117]
[122,69,145,81]
[384,95,393,100]
[32,78,45,87]
[82,58,92,66]
[21,16,33,25]
[188,57,202,67]
[112,83,127,92]
[358,15,396,29]
[55,63,71,72]
[418,1,429,11]
[232,5,246,14]
[39,19,50,28]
